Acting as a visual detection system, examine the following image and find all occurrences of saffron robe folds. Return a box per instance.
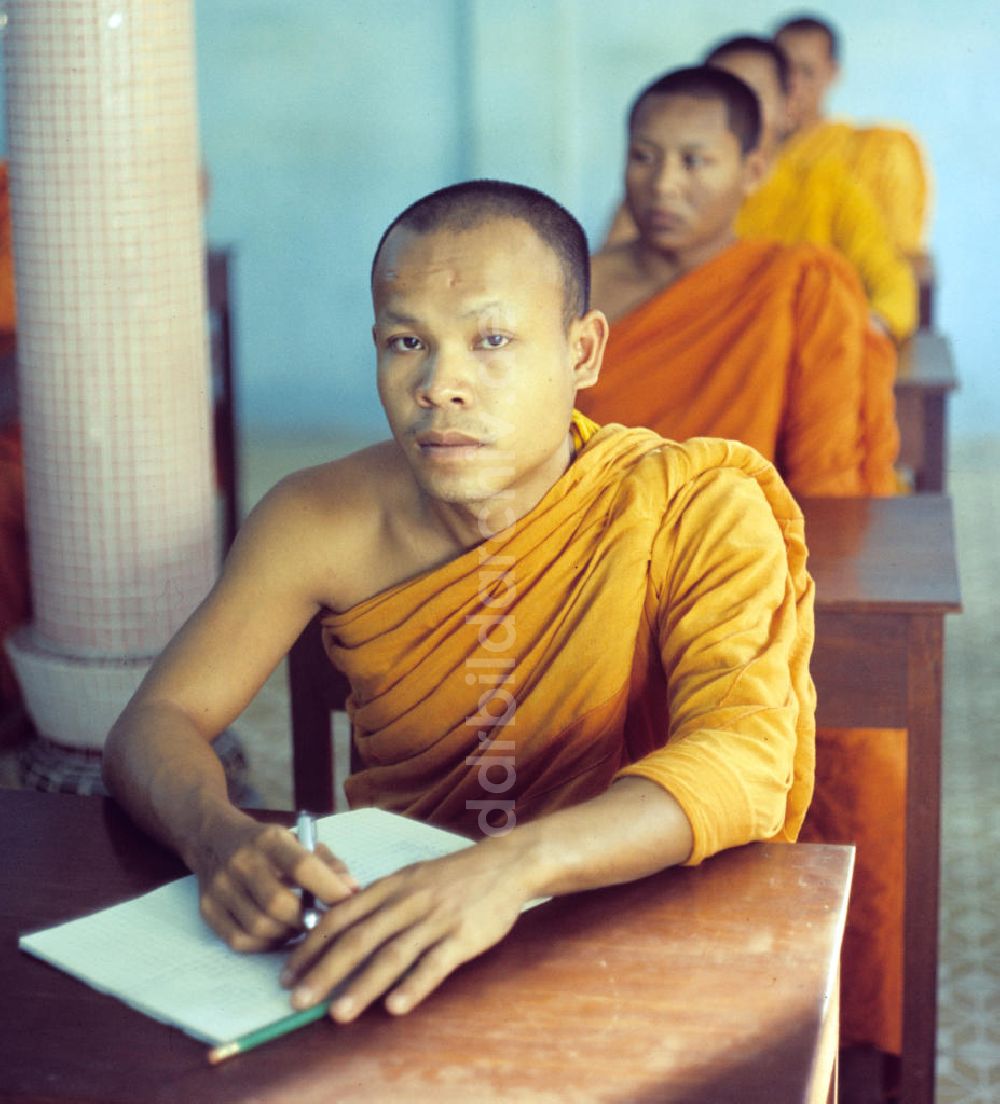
[583,242,906,1051]
[322,416,816,867]
[785,120,931,256]
[579,240,899,498]
[736,152,917,340]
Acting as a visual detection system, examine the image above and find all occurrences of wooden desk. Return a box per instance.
[894,331,958,492]
[1,792,852,1104]
[803,494,962,1104]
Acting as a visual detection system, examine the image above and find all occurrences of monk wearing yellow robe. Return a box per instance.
[579,66,898,498]
[706,36,917,342]
[776,16,931,256]
[104,180,815,1027]
[588,65,906,1080]
[603,39,917,341]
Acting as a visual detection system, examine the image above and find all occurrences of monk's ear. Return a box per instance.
[741,149,768,196]
[371,324,378,348]
[569,309,610,391]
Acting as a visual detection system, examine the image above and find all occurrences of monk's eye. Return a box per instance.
[479,334,510,350]
[628,146,654,164]
[683,153,707,170]
[388,336,423,352]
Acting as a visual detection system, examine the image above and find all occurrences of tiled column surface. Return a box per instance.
[4,0,216,760]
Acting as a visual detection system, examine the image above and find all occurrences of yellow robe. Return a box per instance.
[785,120,930,256]
[322,413,816,866]
[737,151,917,340]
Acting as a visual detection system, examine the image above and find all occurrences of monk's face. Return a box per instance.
[626,94,760,256]
[710,51,791,158]
[775,30,839,129]
[373,218,604,522]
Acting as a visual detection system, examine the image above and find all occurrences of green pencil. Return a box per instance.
[207,1001,332,1065]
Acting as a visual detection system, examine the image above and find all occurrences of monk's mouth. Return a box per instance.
[647,211,685,230]
[417,441,487,461]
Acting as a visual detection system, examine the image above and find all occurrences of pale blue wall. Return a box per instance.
[5,1,999,436]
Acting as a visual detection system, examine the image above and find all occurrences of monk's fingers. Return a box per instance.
[384,936,473,1017]
[282,882,391,983]
[324,921,445,1023]
[314,843,361,891]
[285,889,428,1008]
[218,841,305,929]
[251,827,358,904]
[199,888,282,952]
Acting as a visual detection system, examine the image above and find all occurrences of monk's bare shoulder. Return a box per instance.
[233,439,417,611]
[590,244,654,323]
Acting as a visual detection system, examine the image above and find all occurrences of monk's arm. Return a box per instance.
[830,170,917,340]
[103,478,358,947]
[777,253,868,497]
[616,465,815,861]
[282,775,693,1021]
[283,465,813,1019]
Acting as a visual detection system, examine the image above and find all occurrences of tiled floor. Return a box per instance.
[2,428,998,1101]
[934,435,1000,1104]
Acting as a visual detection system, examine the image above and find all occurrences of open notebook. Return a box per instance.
[19,808,481,1045]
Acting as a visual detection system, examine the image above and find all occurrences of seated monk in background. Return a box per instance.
[775,14,931,258]
[707,35,917,341]
[579,65,899,498]
[104,180,815,1026]
[582,66,906,1091]
[604,36,917,341]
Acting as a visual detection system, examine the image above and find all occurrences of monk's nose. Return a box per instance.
[652,158,684,197]
[416,347,474,407]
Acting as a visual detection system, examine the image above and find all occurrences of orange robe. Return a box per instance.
[579,240,899,498]
[785,120,930,255]
[322,413,816,867]
[583,242,905,1054]
[736,151,917,340]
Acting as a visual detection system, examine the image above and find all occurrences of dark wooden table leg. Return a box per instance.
[901,615,944,1104]
[915,393,947,494]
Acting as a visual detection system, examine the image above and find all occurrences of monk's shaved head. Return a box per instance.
[372,180,590,324]
[628,66,762,155]
[704,35,792,96]
[775,14,840,61]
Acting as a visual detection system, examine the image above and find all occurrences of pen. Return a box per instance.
[207,1000,332,1065]
[295,809,321,931]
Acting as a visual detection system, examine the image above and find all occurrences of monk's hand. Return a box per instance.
[279,838,531,1021]
[190,811,359,952]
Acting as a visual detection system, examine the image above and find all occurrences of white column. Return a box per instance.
[4,0,217,780]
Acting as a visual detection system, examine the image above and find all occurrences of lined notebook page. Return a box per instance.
[19,808,474,1044]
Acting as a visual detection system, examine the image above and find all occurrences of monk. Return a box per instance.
[592,59,906,1096]
[104,180,815,1026]
[578,65,898,499]
[775,15,931,257]
[603,37,917,341]
[707,35,916,341]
